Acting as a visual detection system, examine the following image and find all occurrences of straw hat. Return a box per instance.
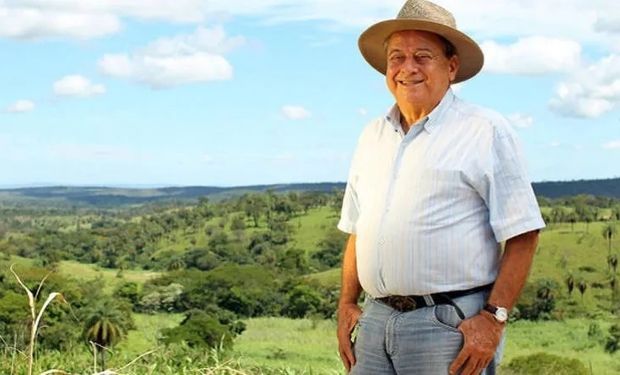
[358,0,484,83]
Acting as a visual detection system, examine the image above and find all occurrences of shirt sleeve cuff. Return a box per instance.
[493,217,546,243]
[337,219,356,234]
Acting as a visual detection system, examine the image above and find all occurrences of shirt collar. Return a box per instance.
[384,88,455,134]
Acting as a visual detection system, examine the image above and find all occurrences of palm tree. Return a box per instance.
[578,280,588,301]
[566,274,575,296]
[82,299,133,370]
[602,224,617,256]
[609,255,618,274]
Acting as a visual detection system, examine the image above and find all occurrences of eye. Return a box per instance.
[389,54,405,63]
[414,52,434,64]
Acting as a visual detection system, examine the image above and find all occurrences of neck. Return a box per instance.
[399,105,431,134]
[397,89,449,133]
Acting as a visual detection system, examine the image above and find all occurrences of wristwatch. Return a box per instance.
[483,303,508,323]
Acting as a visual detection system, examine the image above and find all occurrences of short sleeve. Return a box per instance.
[481,122,546,242]
[337,134,364,234]
[337,180,359,234]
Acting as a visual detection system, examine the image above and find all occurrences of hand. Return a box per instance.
[449,312,504,375]
[337,302,362,372]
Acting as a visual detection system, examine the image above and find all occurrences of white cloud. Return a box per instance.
[603,140,620,149]
[549,54,620,118]
[0,6,120,40]
[358,108,368,116]
[507,113,534,128]
[550,141,561,147]
[282,105,311,120]
[438,0,620,50]
[12,0,210,23]
[53,75,106,97]
[481,37,582,75]
[594,15,620,34]
[99,26,241,88]
[6,100,35,113]
[1,0,619,50]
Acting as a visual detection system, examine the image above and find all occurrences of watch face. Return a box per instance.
[496,307,508,322]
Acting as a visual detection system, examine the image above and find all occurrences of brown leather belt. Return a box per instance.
[376,283,493,319]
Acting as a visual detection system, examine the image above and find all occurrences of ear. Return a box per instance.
[448,55,460,83]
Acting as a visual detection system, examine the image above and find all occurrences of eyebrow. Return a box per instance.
[387,47,434,55]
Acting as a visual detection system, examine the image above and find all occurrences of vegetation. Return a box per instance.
[1,189,620,373]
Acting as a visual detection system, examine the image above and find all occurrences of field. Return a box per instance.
[92,315,620,374]
[2,196,620,374]
[234,317,620,374]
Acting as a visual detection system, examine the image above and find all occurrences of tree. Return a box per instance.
[160,309,242,349]
[562,211,577,232]
[282,285,324,318]
[577,280,588,301]
[113,282,140,306]
[268,213,292,245]
[242,194,267,227]
[609,255,618,274]
[277,247,309,274]
[565,274,574,296]
[230,214,246,231]
[550,206,566,223]
[82,299,134,370]
[514,279,557,320]
[312,227,347,269]
[602,224,617,256]
[613,206,620,221]
[606,324,620,354]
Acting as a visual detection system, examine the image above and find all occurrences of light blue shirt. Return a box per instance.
[338,89,545,297]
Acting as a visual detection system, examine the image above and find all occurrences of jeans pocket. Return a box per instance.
[432,304,463,332]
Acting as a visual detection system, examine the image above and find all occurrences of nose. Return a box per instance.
[401,55,421,73]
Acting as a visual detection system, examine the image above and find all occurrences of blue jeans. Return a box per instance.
[351,291,505,374]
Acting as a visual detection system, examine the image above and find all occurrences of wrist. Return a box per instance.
[480,304,508,327]
[338,299,359,308]
[480,310,505,329]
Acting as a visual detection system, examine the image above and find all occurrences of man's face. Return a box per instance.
[385,30,459,112]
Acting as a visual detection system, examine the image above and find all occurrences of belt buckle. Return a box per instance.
[393,296,416,312]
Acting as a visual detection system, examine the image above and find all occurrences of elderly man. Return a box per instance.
[336,1,545,374]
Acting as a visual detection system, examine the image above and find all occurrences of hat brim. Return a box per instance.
[358,19,484,83]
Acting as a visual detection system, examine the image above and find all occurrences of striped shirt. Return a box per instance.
[338,89,545,297]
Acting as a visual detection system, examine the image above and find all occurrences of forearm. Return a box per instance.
[487,230,539,310]
[339,234,363,306]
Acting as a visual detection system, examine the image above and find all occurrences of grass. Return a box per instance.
[3,256,161,293]
[231,316,620,374]
[3,203,620,373]
[289,206,339,255]
[503,318,620,374]
[117,313,183,356]
[56,260,160,293]
[233,317,342,374]
[304,268,340,287]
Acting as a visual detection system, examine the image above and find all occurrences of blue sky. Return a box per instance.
[1,0,619,187]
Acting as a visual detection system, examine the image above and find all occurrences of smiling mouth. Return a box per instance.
[397,79,424,86]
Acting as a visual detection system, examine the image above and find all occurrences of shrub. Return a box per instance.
[282,284,324,318]
[514,279,558,320]
[160,309,239,349]
[504,352,588,375]
[605,324,620,353]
